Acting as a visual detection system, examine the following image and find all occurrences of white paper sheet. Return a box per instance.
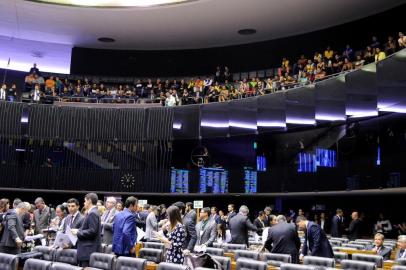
[54,232,72,247]
[66,226,78,246]
[137,227,145,242]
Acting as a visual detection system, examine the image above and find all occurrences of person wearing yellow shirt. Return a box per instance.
[374,48,386,62]
[324,46,334,60]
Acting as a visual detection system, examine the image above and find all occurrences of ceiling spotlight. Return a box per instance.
[98,37,115,43]
[238,29,257,35]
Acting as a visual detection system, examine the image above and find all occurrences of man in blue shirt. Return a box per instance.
[112,196,138,257]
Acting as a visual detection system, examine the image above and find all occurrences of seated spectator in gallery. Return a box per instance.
[45,76,55,91]
[398,32,406,49]
[7,84,17,102]
[247,78,257,96]
[194,77,203,98]
[299,72,309,85]
[354,55,365,69]
[32,74,45,86]
[384,36,397,55]
[343,45,354,61]
[203,76,213,95]
[181,89,190,105]
[31,84,42,102]
[332,54,344,73]
[280,57,290,75]
[59,87,71,101]
[172,89,180,105]
[368,233,391,260]
[257,80,265,95]
[29,63,40,75]
[204,86,218,103]
[341,58,354,72]
[364,46,376,64]
[229,85,239,99]
[375,47,386,62]
[165,92,176,107]
[314,67,326,80]
[324,46,334,60]
[305,59,315,74]
[0,83,6,100]
[218,85,229,102]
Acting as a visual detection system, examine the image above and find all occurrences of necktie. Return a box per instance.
[70,214,75,227]
[103,210,110,223]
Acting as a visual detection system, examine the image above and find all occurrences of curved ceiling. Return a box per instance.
[0,0,405,50]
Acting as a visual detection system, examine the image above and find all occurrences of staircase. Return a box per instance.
[64,142,119,169]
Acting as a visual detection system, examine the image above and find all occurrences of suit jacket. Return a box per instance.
[210,214,221,224]
[226,211,237,229]
[101,208,116,244]
[112,208,137,256]
[145,211,158,241]
[229,213,258,246]
[61,212,84,248]
[302,221,334,258]
[135,210,148,231]
[253,218,266,235]
[348,219,362,241]
[34,206,52,234]
[331,215,343,237]
[183,210,197,251]
[264,222,301,264]
[0,210,25,248]
[77,206,102,262]
[196,219,217,247]
[368,245,391,260]
[396,249,406,260]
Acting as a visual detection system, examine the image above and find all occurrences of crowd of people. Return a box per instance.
[0,194,405,267]
[1,32,405,106]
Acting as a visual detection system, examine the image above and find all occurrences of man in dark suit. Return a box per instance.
[225,204,237,229]
[229,205,258,246]
[253,211,266,235]
[112,196,138,257]
[396,235,406,260]
[101,197,117,245]
[12,199,30,230]
[297,216,334,260]
[33,197,52,234]
[71,193,102,267]
[263,206,273,227]
[347,211,362,241]
[61,198,84,248]
[0,202,29,254]
[331,209,344,237]
[368,233,391,260]
[195,207,217,248]
[210,206,221,224]
[264,215,301,263]
[174,201,197,252]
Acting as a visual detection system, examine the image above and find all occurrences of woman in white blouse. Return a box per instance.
[216,223,231,245]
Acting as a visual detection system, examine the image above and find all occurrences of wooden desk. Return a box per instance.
[146,262,159,270]
[136,242,143,258]
[231,261,278,270]
[338,249,377,255]
[224,252,235,261]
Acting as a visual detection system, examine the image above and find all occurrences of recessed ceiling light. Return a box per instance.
[98,37,115,43]
[238,29,257,35]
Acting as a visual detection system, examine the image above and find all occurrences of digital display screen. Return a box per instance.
[297,152,317,173]
[315,148,336,168]
[199,167,228,193]
[244,168,257,193]
[256,156,266,172]
[170,168,189,193]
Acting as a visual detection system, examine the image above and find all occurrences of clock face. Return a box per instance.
[120,173,136,189]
